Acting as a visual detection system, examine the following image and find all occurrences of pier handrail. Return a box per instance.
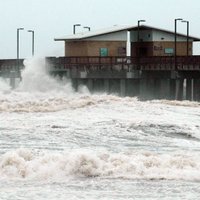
[45,56,200,71]
[1,56,200,72]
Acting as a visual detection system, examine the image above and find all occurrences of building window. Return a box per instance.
[164,48,174,54]
[99,48,108,56]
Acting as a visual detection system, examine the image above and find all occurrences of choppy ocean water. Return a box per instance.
[0,58,200,200]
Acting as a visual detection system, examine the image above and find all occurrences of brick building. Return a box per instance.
[55,25,200,57]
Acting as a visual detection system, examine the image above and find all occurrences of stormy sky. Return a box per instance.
[0,0,200,58]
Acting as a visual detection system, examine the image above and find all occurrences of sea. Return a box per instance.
[0,58,200,200]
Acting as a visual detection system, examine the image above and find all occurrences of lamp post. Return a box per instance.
[17,28,24,60]
[174,18,183,70]
[84,26,91,31]
[28,30,34,57]
[181,20,189,56]
[17,28,24,76]
[137,20,146,42]
[137,20,146,69]
[73,24,81,34]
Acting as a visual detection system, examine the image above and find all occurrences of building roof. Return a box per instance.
[54,25,130,41]
[54,24,200,42]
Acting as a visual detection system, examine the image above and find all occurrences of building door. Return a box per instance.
[139,47,148,57]
[131,43,151,57]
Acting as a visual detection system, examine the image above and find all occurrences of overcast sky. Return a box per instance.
[1,0,200,59]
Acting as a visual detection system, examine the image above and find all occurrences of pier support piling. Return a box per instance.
[186,79,192,100]
[120,79,126,97]
[175,79,184,100]
[159,79,171,99]
[10,77,16,89]
[104,79,110,94]
[193,79,200,101]
[126,79,140,97]
[87,79,93,92]
[9,71,18,89]
[139,79,147,100]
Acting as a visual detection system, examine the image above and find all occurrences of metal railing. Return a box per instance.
[46,56,200,71]
[0,59,24,72]
[1,56,200,73]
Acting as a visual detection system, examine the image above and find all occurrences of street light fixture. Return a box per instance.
[181,20,189,56]
[17,28,24,77]
[137,20,146,42]
[28,30,35,56]
[17,28,24,60]
[174,18,183,70]
[73,24,81,34]
[84,26,91,31]
[137,20,146,69]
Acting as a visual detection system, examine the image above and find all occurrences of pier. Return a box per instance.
[0,56,200,101]
[46,56,200,101]
[0,59,23,89]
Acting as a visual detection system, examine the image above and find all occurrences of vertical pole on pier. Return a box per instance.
[126,31,131,57]
[175,79,184,100]
[186,79,192,100]
[160,79,171,99]
[186,21,189,56]
[137,20,146,70]
[120,79,126,97]
[182,79,187,100]
[170,79,176,100]
[191,79,194,101]
[193,79,200,101]
[140,78,147,100]
[87,79,93,93]
[174,19,183,100]
[72,79,78,91]
[174,18,182,70]
[181,20,189,56]
[9,71,16,89]
[17,28,24,80]
[174,20,177,70]
[104,79,110,94]
[73,24,81,34]
[28,30,35,57]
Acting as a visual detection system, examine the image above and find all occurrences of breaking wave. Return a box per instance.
[0,57,137,112]
[0,148,200,181]
[0,57,200,113]
[0,93,122,112]
[0,78,11,91]
[18,58,75,93]
[151,99,200,107]
[0,57,92,112]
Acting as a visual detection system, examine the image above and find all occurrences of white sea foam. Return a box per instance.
[0,57,199,113]
[1,59,200,200]
[0,148,200,181]
[0,78,10,91]
[17,58,74,93]
[151,99,200,107]
[0,57,92,112]
[0,92,123,112]
[0,58,135,112]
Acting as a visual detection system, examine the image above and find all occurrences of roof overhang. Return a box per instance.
[54,25,130,41]
[54,25,200,42]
